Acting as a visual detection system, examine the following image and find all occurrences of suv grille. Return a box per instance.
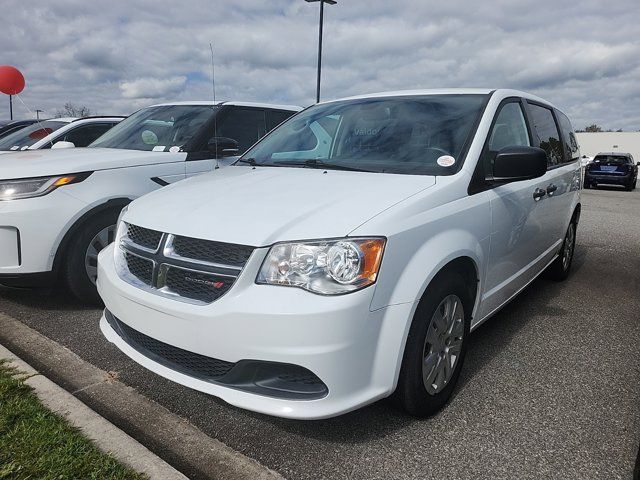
[117,223,255,304]
[125,223,162,251]
[172,237,254,267]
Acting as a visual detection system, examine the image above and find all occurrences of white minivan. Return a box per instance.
[0,101,300,302]
[97,89,581,419]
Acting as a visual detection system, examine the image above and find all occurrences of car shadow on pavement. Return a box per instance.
[0,285,97,312]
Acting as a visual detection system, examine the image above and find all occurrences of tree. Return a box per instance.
[584,124,603,132]
[55,102,93,118]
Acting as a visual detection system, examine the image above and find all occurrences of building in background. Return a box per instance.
[576,132,640,159]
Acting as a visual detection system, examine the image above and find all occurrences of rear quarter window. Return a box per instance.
[556,111,579,162]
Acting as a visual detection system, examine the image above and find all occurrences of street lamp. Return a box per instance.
[305,0,337,103]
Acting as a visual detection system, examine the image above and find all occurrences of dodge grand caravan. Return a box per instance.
[0,101,300,303]
[97,89,581,419]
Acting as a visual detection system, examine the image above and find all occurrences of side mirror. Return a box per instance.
[490,146,547,183]
[51,141,76,149]
[207,137,240,157]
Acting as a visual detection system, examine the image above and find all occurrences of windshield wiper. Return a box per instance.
[236,157,258,166]
[272,159,371,172]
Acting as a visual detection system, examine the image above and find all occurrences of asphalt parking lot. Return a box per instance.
[1,187,639,480]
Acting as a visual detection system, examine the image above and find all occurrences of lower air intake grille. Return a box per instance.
[106,311,235,380]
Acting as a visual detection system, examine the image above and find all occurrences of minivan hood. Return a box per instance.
[0,148,185,180]
[125,166,436,246]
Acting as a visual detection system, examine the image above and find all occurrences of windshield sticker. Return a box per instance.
[141,129,159,145]
[169,146,180,153]
[152,145,166,152]
[437,155,456,167]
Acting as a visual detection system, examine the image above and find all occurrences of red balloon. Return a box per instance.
[0,66,25,95]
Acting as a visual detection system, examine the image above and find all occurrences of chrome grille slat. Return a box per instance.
[117,223,255,304]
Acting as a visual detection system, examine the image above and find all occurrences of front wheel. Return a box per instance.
[63,211,118,304]
[393,271,471,417]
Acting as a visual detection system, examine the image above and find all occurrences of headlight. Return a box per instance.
[113,206,129,270]
[256,237,386,295]
[0,172,91,201]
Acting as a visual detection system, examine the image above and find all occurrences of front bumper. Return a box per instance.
[97,244,414,419]
[0,191,84,276]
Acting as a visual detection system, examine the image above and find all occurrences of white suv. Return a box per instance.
[0,101,300,302]
[97,89,581,419]
[0,117,124,153]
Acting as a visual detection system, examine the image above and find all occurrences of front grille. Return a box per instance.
[124,252,153,285]
[164,267,233,303]
[172,236,254,267]
[106,312,235,380]
[116,223,254,304]
[125,224,162,251]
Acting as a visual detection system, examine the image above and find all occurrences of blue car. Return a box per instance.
[584,152,639,191]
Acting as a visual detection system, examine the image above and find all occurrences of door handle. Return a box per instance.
[533,188,546,201]
[546,184,558,195]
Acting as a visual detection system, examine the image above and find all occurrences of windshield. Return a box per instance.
[89,105,215,151]
[239,95,487,175]
[0,121,67,150]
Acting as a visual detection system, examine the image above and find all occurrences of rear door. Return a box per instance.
[185,106,267,177]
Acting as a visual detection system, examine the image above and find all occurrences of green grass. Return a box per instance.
[0,360,146,480]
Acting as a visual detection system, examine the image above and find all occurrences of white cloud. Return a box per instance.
[120,76,187,99]
[0,0,638,130]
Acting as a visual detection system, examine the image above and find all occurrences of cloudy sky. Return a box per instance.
[1,0,639,130]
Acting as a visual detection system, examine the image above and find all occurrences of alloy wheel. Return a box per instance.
[85,225,116,285]
[422,294,465,395]
[562,223,575,271]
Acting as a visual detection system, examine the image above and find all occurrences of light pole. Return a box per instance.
[305,0,337,103]
[35,109,43,120]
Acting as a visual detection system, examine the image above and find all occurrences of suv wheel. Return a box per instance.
[63,211,118,304]
[547,221,576,281]
[394,271,471,417]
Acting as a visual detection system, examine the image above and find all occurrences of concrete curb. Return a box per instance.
[0,312,285,480]
[0,343,188,480]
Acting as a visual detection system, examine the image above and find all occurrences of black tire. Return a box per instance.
[393,270,472,417]
[62,211,118,305]
[546,220,577,281]
[583,180,590,189]
[626,179,636,191]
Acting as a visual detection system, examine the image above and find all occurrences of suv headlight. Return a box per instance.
[0,172,91,201]
[256,237,386,295]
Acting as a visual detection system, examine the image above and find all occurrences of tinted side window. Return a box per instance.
[217,108,267,153]
[556,111,579,162]
[63,123,116,147]
[266,110,296,131]
[487,102,530,151]
[527,103,563,167]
